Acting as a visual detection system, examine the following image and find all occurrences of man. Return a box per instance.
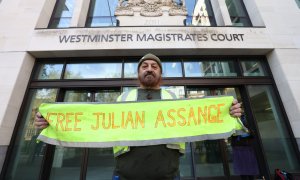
[35,53,242,180]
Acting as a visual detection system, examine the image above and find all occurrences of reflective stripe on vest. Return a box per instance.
[113,89,186,157]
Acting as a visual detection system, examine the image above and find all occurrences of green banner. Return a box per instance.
[37,96,245,147]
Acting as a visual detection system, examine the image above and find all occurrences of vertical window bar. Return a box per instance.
[106,0,114,26]
[60,59,68,79]
[219,140,231,178]
[241,85,270,179]
[80,148,89,180]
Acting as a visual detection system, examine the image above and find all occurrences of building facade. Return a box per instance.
[0,0,300,179]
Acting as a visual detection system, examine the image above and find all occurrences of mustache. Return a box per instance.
[144,71,155,77]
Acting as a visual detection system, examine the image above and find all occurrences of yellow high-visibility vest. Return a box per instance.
[113,89,186,157]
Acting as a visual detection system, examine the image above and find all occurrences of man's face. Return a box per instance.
[138,60,162,89]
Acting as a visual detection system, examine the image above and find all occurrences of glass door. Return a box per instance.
[186,87,260,179]
[49,89,120,180]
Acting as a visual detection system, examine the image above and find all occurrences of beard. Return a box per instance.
[138,71,161,88]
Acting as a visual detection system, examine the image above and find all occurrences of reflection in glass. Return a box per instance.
[64,91,92,102]
[296,0,300,8]
[194,141,224,177]
[187,87,241,177]
[86,90,120,180]
[162,62,183,77]
[50,90,91,180]
[161,86,185,99]
[35,63,64,79]
[86,0,119,27]
[227,116,260,177]
[185,0,216,26]
[48,0,75,28]
[187,87,239,98]
[241,61,268,76]
[64,63,122,79]
[50,148,84,180]
[122,86,138,93]
[4,89,58,180]
[247,85,300,173]
[179,143,193,177]
[95,90,121,103]
[86,148,115,180]
[124,62,138,78]
[225,0,251,26]
[184,61,237,77]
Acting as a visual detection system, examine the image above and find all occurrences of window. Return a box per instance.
[185,0,216,26]
[241,60,268,76]
[64,63,122,79]
[86,0,119,27]
[3,89,58,180]
[34,63,64,79]
[225,0,252,26]
[247,85,300,172]
[162,62,183,77]
[296,0,300,8]
[124,62,138,78]
[4,56,300,180]
[184,61,237,77]
[48,0,75,28]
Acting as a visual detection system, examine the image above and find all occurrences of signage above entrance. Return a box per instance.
[58,33,245,44]
[29,27,273,57]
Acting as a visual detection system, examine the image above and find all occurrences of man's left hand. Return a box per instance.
[230,99,243,118]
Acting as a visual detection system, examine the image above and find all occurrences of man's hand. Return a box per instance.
[230,99,243,118]
[34,112,49,129]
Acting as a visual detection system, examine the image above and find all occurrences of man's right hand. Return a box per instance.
[34,112,49,129]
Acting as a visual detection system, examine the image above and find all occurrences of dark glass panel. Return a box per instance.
[226,0,247,16]
[49,90,91,180]
[124,62,138,78]
[230,17,251,27]
[162,62,183,77]
[241,61,268,76]
[35,63,64,80]
[185,0,216,26]
[95,90,121,103]
[225,0,251,27]
[184,61,237,77]
[296,0,300,8]
[187,87,248,177]
[4,89,58,180]
[247,85,300,173]
[48,0,75,28]
[64,63,122,79]
[86,0,118,27]
[86,90,120,180]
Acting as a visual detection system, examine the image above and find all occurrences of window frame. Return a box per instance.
[48,0,75,29]
[225,0,252,27]
[2,56,300,180]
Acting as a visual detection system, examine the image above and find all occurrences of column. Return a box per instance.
[70,0,91,27]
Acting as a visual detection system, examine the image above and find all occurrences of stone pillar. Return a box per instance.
[70,0,90,27]
[210,0,224,26]
[35,0,56,28]
[243,0,265,26]
[216,0,232,26]
[70,0,91,27]
[267,49,300,143]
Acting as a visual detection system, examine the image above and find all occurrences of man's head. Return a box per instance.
[137,53,162,89]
